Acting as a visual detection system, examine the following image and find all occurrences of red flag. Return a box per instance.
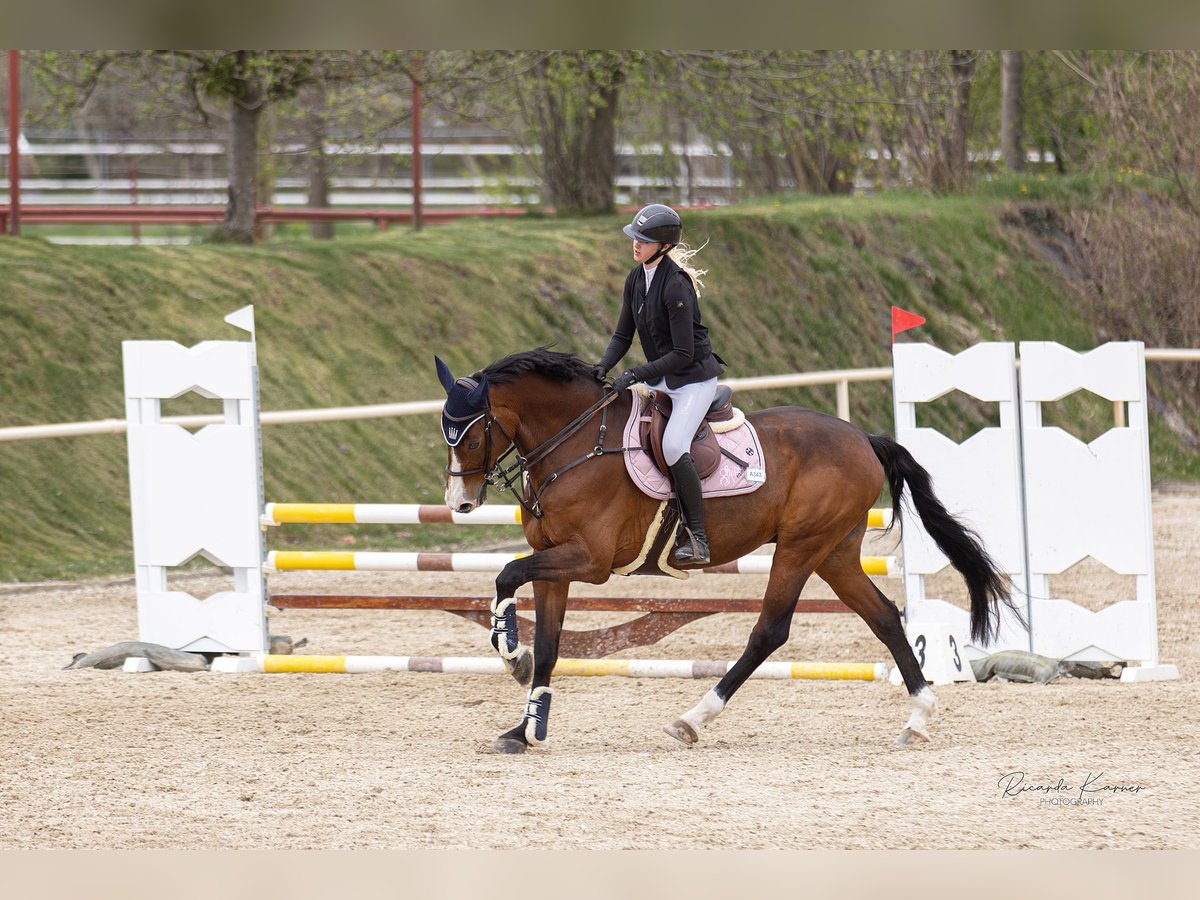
[891,306,926,341]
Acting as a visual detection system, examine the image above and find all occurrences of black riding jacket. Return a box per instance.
[597,254,725,389]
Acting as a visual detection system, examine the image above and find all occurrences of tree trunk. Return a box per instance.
[217,54,263,243]
[679,113,693,206]
[931,51,976,192]
[785,121,858,195]
[1051,133,1067,175]
[305,82,332,240]
[578,80,618,213]
[1001,50,1025,172]
[948,51,975,189]
[256,103,276,242]
[535,57,620,215]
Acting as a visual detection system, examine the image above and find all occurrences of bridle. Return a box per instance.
[445,389,626,519]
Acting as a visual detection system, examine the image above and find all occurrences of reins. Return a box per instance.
[447,387,627,519]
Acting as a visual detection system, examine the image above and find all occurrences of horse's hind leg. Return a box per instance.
[665,553,813,746]
[816,541,936,746]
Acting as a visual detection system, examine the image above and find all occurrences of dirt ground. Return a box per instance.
[3,493,1199,850]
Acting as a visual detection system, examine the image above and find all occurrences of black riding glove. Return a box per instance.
[611,370,639,392]
[590,364,608,382]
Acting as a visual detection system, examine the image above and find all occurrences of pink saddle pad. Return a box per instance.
[621,394,767,500]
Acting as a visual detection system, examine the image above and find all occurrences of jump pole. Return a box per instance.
[213,654,887,681]
[263,502,893,529]
[265,550,901,577]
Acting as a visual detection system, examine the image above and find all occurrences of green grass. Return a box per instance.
[2,183,1197,582]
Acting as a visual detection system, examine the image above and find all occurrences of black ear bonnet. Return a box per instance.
[435,356,489,447]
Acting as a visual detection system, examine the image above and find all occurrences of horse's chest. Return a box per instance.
[522,519,558,552]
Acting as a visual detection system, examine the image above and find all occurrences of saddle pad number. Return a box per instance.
[745,467,766,483]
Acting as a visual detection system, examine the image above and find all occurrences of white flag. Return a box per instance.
[224,305,255,337]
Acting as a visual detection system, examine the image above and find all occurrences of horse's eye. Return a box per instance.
[467,441,481,450]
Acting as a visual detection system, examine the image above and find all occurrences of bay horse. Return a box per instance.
[435,348,1011,754]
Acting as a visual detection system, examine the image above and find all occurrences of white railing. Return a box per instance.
[1,350,1196,445]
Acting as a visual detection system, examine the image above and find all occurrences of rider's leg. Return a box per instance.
[660,377,718,565]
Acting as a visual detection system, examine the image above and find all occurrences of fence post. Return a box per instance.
[836,379,850,421]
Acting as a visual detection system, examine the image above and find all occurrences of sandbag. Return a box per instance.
[970,650,1062,684]
[66,641,209,672]
[1059,659,1125,680]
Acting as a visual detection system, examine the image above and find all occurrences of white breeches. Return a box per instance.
[648,376,719,466]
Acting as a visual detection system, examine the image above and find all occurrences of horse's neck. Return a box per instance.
[497,380,611,452]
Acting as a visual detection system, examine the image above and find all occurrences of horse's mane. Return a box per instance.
[481,347,594,386]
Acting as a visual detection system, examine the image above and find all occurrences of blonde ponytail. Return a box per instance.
[668,240,709,297]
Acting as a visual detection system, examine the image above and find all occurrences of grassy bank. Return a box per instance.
[2,186,1196,582]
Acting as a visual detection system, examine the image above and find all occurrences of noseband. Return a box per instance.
[445,390,625,519]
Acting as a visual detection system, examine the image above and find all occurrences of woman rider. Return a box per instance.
[592,203,726,566]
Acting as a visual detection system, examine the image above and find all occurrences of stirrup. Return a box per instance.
[673,527,710,565]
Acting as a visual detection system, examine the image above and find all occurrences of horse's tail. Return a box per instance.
[868,432,1017,645]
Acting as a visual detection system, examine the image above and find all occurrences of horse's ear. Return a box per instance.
[434,355,456,394]
[466,373,489,409]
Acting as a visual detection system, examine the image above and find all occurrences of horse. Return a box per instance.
[434,348,1012,754]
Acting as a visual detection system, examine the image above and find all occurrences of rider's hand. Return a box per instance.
[590,364,608,382]
[611,370,638,392]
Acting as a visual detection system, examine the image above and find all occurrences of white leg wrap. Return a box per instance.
[903,686,937,738]
[489,596,522,660]
[681,689,725,734]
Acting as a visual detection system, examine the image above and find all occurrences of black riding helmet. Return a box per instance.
[623,203,682,245]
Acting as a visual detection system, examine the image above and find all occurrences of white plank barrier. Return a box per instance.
[893,340,1177,681]
[124,307,269,653]
[892,342,1031,656]
[1019,342,1174,679]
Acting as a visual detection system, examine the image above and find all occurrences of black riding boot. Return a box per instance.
[669,452,710,565]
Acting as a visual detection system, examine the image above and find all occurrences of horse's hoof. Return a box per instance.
[493,736,528,754]
[506,648,533,686]
[664,719,699,746]
[894,727,930,746]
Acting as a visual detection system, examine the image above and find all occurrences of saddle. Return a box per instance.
[637,385,735,479]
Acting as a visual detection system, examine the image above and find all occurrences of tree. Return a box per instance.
[1094,51,1200,213]
[458,51,626,215]
[869,50,979,192]
[301,80,333,239]
[1001,50,1025,172]
[531,52,624,214]
[660,51,871,197]
[29,51,405,242]
[180,51,379,242]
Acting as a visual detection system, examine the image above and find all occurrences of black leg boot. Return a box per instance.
[669,452,710,565]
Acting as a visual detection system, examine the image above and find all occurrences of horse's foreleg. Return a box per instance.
[489,540,604,687]
[494,580,569,755]
[666,558,812,747]
[489,541,608,755]
[488,596,533,686]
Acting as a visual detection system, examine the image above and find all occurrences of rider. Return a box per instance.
[592,203,725,566]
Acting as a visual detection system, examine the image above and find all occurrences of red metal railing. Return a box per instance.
[0,204,533,234]
[0,201,722,237]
